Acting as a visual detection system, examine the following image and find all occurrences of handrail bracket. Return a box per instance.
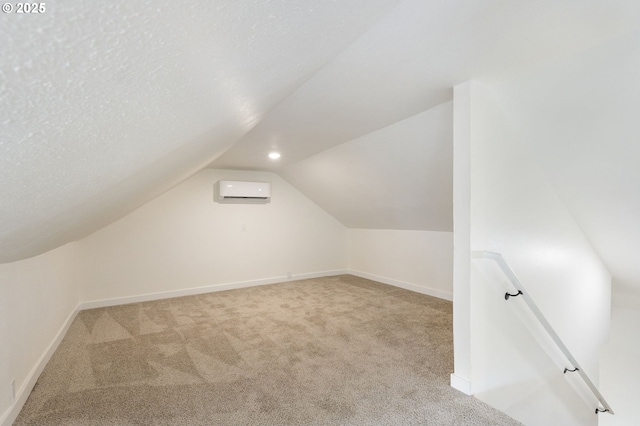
[505,290,523,300]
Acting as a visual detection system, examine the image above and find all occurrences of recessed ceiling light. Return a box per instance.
[268,152,281,160]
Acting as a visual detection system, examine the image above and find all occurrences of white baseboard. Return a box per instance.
[1,307,79,426]
[79,269,451,311]
[347,270,453,301]
[78,269,349,310]
[450,373,472,395]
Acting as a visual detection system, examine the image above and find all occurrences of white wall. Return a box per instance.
[453,81,611,426]
[280,101,452,231]
[492,29,640,302]
[0,243,79,425]
[79,169,347,304]
[348,229,453,300]
[451,82,472,394]
[600,306,640,426]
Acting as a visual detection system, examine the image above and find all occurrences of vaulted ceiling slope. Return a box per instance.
[3,0,640,264]
[280,101,453,231]
[0,0,401,263]
[211,0,640,172]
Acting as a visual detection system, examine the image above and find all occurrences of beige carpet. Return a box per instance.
[15,275,521,425]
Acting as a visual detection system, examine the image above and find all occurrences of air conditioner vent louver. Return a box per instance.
[217,180,271,201]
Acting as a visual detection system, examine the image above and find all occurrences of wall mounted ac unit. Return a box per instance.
[216,180,271,202]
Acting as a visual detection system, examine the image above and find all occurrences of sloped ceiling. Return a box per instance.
[211,0,640,172]
[0,0,401,263]
[280,102,453,231]
[3,0,640,266]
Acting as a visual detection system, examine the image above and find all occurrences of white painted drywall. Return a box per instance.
[79,169,347,303]
[454,81,611,426]
[347,229,453,300]
[280,101,453,231]
[492,29,640,305]
[0,0,401,264]
[451,82,472,394]
[600,306,640,426]
[213,0,640,172]
[0,243,79,425]
[611,285,640,311]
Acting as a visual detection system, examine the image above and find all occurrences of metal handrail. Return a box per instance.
[471,250,614,415]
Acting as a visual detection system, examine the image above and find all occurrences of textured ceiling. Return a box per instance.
[0,0,400,263]
[3,0,640,272]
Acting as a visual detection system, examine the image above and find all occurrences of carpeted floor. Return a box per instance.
[15,275,521,425]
